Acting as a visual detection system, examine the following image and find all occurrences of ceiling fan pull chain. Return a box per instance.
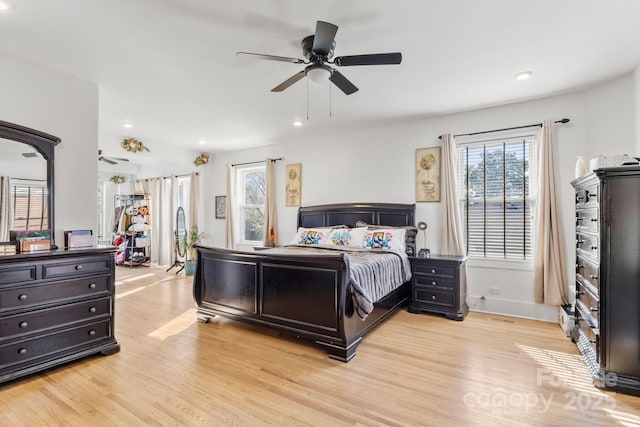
[329,80,332,118]
[306,77,309,121]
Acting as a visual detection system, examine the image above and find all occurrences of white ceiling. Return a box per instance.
[2,0,640,160]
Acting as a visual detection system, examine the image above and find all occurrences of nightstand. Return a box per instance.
[408,255,468,321]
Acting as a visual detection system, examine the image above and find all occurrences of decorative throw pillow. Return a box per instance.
[363,228,407,253]
[289,227,331,246]
[356,221,416,255]
[326,227,368,248]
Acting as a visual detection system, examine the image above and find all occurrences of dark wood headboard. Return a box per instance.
[297,203,415,228]
[297,202,417,255]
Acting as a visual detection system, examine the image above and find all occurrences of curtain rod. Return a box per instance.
[10,177,46,182]
[135,172,198,181]
[232,157,283,167]
[438,118,570,140]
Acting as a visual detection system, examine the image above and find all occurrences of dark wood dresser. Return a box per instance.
[0,247,120,384]
[571,166,640,396]
[408,255,468,320]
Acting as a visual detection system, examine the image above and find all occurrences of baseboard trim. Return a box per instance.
[467,294,558,323]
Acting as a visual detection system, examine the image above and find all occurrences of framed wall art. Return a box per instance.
[215,195,226,219]
[285,163,302,207]
[415,147,441,202]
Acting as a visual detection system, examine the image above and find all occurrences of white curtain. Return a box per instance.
[440,134,466,256]
[534,120,569,306]
[262,159,277,246]
[189,172,200,231]
[225,164,236,248]
[0,176,12,241]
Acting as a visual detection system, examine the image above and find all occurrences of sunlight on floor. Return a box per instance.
[518,344,640,425]
[148,308,198,341]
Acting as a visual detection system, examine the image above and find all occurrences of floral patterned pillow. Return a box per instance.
[326,227,368,248]
[289,228,331,246]
[363,228,407,253]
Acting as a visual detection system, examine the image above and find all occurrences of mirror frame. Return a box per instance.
[176,207,187,258]
[0,120,60,245]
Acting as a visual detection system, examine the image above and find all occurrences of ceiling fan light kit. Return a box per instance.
[238,20,402,96]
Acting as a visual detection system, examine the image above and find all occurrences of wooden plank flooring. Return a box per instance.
[1,265,639,426]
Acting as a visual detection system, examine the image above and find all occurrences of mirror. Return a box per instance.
[176,207,187,257]
[0,120,59,247]
[166,207,187,273]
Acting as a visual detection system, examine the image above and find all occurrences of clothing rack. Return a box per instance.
[438,118,570,140]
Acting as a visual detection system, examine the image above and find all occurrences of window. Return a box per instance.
[235,165,265,245]
[11,179,48,230]
[457,135,537,259]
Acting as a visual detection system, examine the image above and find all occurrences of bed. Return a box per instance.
[192,202,415,361]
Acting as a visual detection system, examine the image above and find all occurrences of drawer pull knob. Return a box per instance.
[88,283,96,289]
[431,281,436,286]
[590,245,598,250]
[589,274,599,280]
[590,218,598,222]
[589,339,597,344]
[590,306,599,312]
[88,330,96,336]
[19,321,28,328]
[576,217,584,221]
[576,240,584,245]
[75,265,83,270]
[431,295,436,300]
[431,269,436,274]
[89,307,97,313]
[18,294,27,301]
[18,348,27,355]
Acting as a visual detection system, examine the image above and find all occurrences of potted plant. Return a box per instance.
[183,225,206,276]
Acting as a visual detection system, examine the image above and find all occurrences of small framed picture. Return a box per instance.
[215,195,226,219]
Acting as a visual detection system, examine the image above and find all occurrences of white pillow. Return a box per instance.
[363,228,407,253]
[325,227,368,248]
[289,227,332,246]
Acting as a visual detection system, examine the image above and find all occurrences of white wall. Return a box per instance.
[0,55,99,247]
[201,74,636,322]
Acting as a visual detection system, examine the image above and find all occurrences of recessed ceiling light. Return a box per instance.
[293,121,303,127]
[198,140,205,145]
[122,122,133,129]
[0,1,12,12]
[515,71,532,81]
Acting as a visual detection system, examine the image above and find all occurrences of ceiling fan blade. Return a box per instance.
[329,70,359,95]
[236,51,305,64]
[99,157,117,165]
[312,21,338,56]
[271,71,306,92]
[334,52,402,66]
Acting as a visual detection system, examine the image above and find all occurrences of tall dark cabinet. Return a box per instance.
[571,166,640,396]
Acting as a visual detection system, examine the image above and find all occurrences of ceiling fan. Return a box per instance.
[98,150,129,165]
[237,20,402,95]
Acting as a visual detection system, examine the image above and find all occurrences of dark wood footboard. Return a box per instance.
[193,245,410,361]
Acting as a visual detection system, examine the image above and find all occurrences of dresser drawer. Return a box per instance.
[42,256,112,280]
[414,288,454,307]
[413,264,454,278]
[577,282,599,318]
[0,264,37,286]
[0,297,111,341]
[575,208,599,232]
[576,232,599,261]
[576,256,599,291]
[575,183,598,208]
[0,276,110,312]
[0,319,112,369]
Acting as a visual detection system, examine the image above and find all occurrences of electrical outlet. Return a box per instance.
[489,287,501,295]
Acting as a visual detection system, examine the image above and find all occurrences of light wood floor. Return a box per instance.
[1,266,639,426]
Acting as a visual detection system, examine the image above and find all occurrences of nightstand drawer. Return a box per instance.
[414,288,454,307]
[413,264,454,278]
[414,275,453,289]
